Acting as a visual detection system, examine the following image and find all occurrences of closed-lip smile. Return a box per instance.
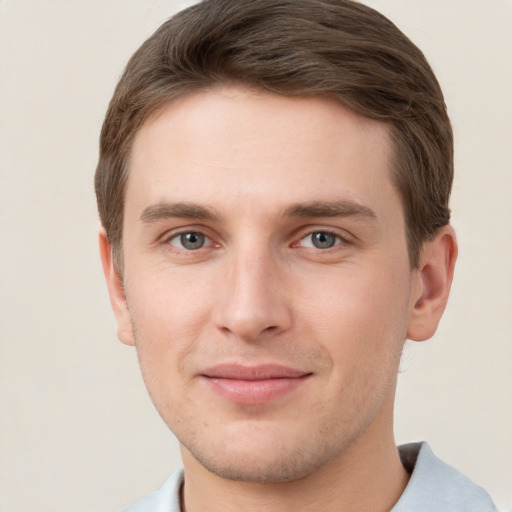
[200,364,312,405]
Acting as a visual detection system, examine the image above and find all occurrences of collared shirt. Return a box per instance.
[123,442,499,512]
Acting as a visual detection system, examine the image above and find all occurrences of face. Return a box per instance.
[106,86,430,483]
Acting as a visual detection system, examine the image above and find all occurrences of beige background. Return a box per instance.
[1,1,511,511]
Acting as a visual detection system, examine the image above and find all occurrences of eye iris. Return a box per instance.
[180,232,205,250]
[312,232,336,249]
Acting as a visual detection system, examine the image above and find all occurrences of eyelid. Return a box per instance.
[169,232,211,250]
[298,232,343,249]
[160,225,219,250]
[157,224,354,251]
[290,225,354,248]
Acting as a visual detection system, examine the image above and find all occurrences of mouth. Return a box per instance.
[199,364,313,405]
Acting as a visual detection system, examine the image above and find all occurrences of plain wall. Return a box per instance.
[1,1,511,510]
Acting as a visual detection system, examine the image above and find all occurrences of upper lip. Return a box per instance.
[200,364,311,380]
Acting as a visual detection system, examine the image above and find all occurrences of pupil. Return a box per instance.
[313,232,335,249]
[181,232,204,250]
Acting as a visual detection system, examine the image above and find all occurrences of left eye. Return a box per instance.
[299,231,342,249]
[169,232,209,250]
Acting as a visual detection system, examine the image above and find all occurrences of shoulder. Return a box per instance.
[122,468,184,512]
[392,442,499,512]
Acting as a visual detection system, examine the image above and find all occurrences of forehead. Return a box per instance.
[126,86,398,222]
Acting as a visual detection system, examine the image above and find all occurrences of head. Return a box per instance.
[95,0,453,272]
[96,0,457,486]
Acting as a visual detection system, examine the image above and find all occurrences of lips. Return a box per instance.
[200,364,312,405]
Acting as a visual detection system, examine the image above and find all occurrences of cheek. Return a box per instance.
[123,270,216,421]
[297,263,411,364]
[305,269,411,424]
[124,267,214,369]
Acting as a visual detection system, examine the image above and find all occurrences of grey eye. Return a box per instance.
[312,232,337,249]
[301,231,340,249]
[174,232,206,250]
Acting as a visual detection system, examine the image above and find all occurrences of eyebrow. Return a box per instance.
[282,200,377,220]
[140,202,217,223]
[140,199,377,224]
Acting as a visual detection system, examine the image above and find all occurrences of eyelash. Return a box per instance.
[295,231,346,250]
[164,230,216,251]
[163,227,350,254]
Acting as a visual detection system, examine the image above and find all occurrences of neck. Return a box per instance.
[180,401,409,512]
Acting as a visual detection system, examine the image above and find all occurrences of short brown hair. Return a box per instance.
[95,0,453,269]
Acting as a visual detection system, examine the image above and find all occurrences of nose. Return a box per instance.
[213,246,293,342]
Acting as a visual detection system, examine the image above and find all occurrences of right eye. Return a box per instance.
[168,232,210,250]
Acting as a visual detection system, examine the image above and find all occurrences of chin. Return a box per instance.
[193,447,327,483]
[180,423,353,484]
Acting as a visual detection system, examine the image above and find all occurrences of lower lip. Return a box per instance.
[203,375,310,405]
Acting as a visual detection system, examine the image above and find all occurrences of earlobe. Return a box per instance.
[98,228,135,346]
[407,225,458,342]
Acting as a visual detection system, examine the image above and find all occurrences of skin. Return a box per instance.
[100,86,457,512]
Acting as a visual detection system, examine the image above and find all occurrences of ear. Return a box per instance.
[99,228,135,346]
[407,225,458,342]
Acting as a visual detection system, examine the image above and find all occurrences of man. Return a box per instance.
[95,1,499,510]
